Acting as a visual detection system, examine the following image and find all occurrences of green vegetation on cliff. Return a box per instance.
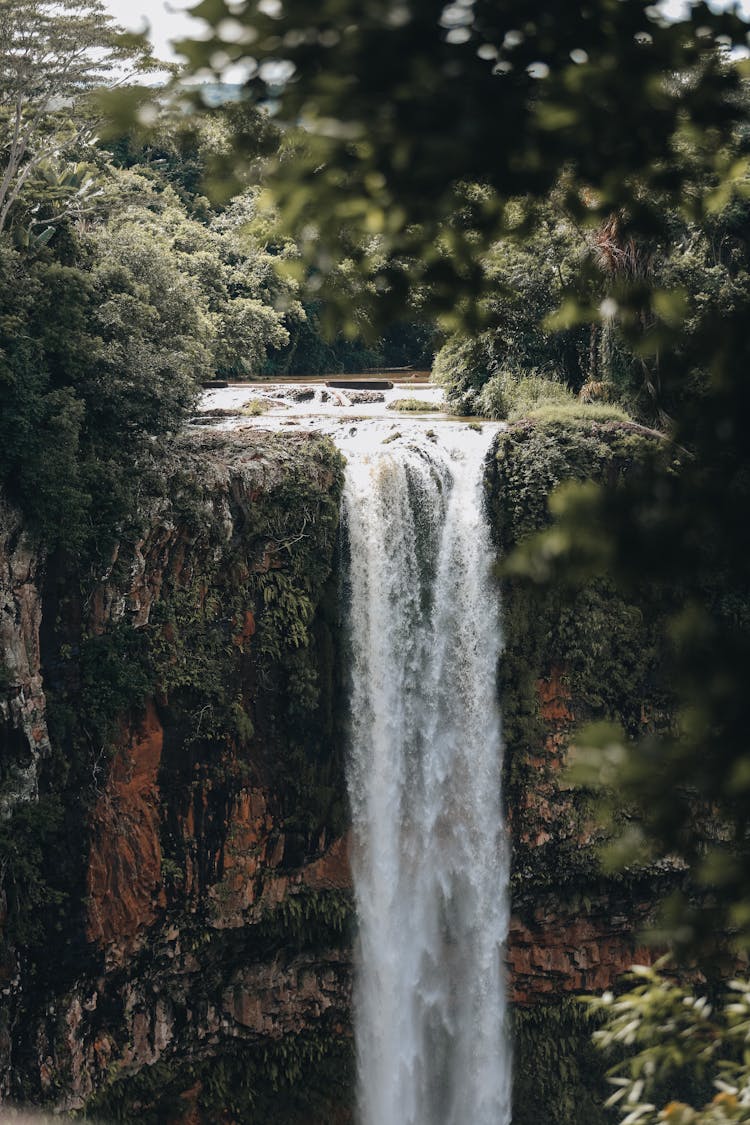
[148,432,348,868]
[0,430,347,996]
[488,417,687,1124]
[488,418,675,871]
[88,1024,354,1125]
[513,1001,607,1125]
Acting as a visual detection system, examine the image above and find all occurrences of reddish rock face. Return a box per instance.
[221,951,351,1036]
[76,649,661,1092]
[232,609,256,649]
[510,665,591,850]
[205,785,276,922]
[537,667,574,726]
[303,833,352,892]
[86,701,166,957]
[508,898,659,1004]
[501,665,672,1003]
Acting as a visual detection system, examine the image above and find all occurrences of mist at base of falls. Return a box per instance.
[341,423,511,1125]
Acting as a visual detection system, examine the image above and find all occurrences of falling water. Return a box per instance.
[342,423,511,1125]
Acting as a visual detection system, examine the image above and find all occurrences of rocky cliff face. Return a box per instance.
[489,418,680,1124]
[0,428,352,1122]
[0,496,50,817]
[0,419,675,1123]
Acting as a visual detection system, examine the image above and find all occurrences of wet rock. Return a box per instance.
[342,390,386,405]
[285,385,316,402]
[86,701,166,961]
[507,893,660,1005]
[0,497,50,818]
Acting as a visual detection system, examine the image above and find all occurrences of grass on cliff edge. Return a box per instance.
[388,397,439,412]
[521,402,631,424]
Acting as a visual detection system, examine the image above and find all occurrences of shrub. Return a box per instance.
[432,333,499,413]
[524,401,631,424]
[388,397,437,412]
[242,397,272,416]
[578,380,619,404]
[476,369,575,420]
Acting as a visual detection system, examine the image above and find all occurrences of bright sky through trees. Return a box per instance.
[101,0,196,62]
[102,0,750,67]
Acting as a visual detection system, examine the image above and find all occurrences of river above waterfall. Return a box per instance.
[198,375,447,425]
[198,382,512,1125]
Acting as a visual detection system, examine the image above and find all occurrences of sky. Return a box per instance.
[102,0,202,63]
[101,0,750,65]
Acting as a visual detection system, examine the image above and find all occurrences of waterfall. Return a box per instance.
[341,424,511,1125]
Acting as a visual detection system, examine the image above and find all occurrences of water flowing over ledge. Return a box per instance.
[340,423,511,1125]
[194,385,513,1118]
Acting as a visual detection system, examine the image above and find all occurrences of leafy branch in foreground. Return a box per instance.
[587,964,750,1124]
[178,0,750,330]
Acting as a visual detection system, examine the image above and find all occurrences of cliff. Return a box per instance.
[488,417,679,1124]
[0,428,352,1122]
[0,418,677,1123]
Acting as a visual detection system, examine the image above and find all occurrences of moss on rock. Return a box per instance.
[87,1025,354,1124]
[512,1000,608,1125]
[487,417,678,899]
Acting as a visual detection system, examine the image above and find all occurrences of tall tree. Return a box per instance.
[0,0,159,231]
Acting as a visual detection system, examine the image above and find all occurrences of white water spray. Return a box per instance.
[342,423,512,1125]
